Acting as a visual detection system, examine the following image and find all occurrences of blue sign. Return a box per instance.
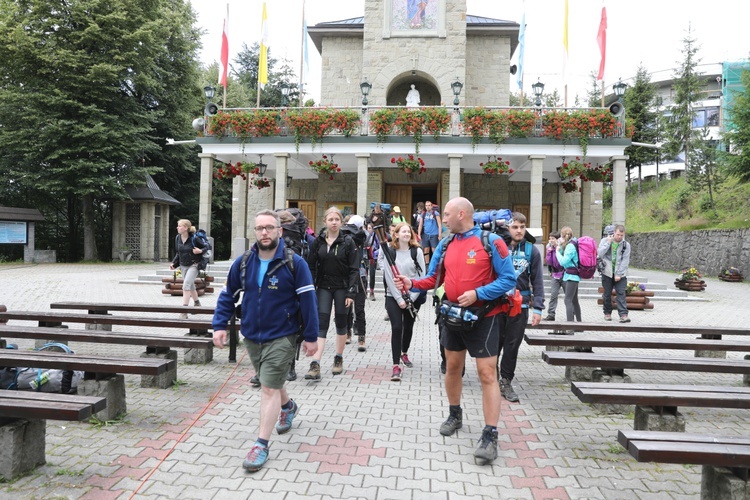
[0,221,28,244]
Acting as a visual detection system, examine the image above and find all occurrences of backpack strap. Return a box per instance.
[410,246,423,276]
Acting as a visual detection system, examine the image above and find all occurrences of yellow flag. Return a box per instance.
[259,2,268,89]
[562,0,569,81]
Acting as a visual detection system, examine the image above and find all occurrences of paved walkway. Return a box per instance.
[1,262,749,499]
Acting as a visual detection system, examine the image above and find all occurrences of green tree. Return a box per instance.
[623,65,658,193]
[0,0,202,261]
[233,43,301,107]
[722,69,750,182]
[586,71,603,108]
[687,127,722,213]
[663,27,706,183]
[509,90,533,107]
[543,89,562,108]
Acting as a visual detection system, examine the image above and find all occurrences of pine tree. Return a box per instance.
[688,127,722,213]
[586,71,603,108]
[722,69,750,182]
[623,65,658,194]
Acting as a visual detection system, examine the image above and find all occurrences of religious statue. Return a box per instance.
[405,84,420,107]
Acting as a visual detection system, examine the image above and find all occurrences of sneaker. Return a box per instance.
[384,313,390,322]
[242,444,269,472]
[357,335,366,352]
[620,315,631,323]
[193,300,202,307]
[400,353,413,368]
[474,428,498,462]
[368,291,376,301]
[391,366,402,381]
[304,362,321,380]
[179,309,188,320]
[542,314,555,321]
[345,332,352,345]
[604,314,612,321]
[286,365,297,382]
[332,356,344,375]
[439,410,463,436]
[275,399,299,434]
[440,360,446,374]
[250,374,260,388]
[500,378,519,402]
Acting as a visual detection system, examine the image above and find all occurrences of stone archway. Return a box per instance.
[386,72,441,106]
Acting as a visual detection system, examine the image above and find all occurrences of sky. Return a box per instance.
[191,0,749,104]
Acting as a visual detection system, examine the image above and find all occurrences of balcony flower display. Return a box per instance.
[286,109,360,150]
[462,108,539,149]
[480,157,514,175]
[370,108,397,144]
[391,155,426,174]
[309,155,341,180]
[207,110,281,138]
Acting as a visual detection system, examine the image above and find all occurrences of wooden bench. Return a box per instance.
[0,392,107,481]
[526,334,750,352]
[542,351,750,387]
[572,382,750,431]
[0,349,174,421]
[618,431,750,497]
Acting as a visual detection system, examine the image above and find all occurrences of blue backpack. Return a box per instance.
[192,229,212,270]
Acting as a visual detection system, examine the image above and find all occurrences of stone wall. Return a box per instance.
[466,36,510,107]
[628,229,750,277]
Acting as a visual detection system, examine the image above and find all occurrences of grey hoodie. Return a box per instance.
[597,237,630,278]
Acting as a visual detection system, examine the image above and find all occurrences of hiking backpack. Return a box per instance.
[3,343,83,393]
[567,236,598,279]
[191,229,212,270]
[276,208,310,259]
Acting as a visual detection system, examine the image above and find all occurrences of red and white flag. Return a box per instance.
[218,18,229,87]
[596,4,607,81]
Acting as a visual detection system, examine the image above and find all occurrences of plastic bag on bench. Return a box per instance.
[6,342,83,394]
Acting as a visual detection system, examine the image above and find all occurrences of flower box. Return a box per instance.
[596,297,654,310]
[674,278,707,291]
[718,274,743,282]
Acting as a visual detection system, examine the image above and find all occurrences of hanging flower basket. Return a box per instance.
[558,157,588,179]
[214,161,259,180]
[391,155,426,175]
[718,267,744,282]
[250,177,271,190]
[582,163,613,182]
[480,157,514,176]
[561,179,579,193]
[309,155,341,180]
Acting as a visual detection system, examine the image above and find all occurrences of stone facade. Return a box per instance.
[466,35,511,107]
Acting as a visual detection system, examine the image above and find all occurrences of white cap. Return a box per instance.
[348,215,365,229]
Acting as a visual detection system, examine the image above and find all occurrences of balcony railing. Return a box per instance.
[201,106,629,149]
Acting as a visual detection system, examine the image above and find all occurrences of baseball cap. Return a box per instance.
[393,206,401,213]
[348,215,365,229]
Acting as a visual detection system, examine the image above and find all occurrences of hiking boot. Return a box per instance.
[384,313,390,322]
[193,300,201,307]
[500,378,519,402]
[346,331,352,345]
[304,362,321,380]
[250,374,260,388]
[332,356,344,375]
[391,366,402,382]
[620,315,631,323]
[400,353,413,368]
[542,314,555,321]
[439,409,463,436]
[474,428,498,462]
[368,290,376,301]
[604,314,612,321]
[440,360,446,374]
[275,399,299,435]
[286,365,297,382]
[242,443,269,472]
[357,335,366,352]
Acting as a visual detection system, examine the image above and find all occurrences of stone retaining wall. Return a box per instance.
[628,228,750,277]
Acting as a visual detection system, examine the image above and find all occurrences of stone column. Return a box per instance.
[528,155,545,230]
[231,175,248,259]
[274,153,290,210]
[580,180,593,237]
[447,154,462,200]
[610,155,628,226]
[198,153,215,236]
[356,153,370,215]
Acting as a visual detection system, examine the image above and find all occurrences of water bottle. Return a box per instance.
[439,304,463,319]
[462,310,478,322]
[29,371,50,390]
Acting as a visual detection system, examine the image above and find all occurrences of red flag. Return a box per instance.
[219,18,229,87]
[596,6,607,81]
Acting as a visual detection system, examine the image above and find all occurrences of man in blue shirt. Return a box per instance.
[417,200,443,265]
[213,210,318,473]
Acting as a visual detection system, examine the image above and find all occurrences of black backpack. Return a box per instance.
[191,229,212,270]
[276,208,310,259]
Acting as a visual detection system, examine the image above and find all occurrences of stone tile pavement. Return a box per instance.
[0,261,749,499]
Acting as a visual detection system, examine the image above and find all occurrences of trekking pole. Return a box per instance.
[373,224,417,319]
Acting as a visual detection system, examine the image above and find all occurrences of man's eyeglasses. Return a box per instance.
[254,225,279,233]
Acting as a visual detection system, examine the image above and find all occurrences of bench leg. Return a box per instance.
[702,465,750,500]
[78,374,127,422]
[0,419,46,480]
[183,333,213,364]
[634,405,686,432]
[140,349,178,389]
[589,371,633,414]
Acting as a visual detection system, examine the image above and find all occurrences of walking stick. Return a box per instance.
[373,223,417,319]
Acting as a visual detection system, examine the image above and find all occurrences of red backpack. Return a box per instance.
[568,236,598,279]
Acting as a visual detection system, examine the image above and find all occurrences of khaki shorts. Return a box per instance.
[243,334,296,389]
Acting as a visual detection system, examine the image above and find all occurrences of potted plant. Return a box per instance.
[675,267,706,291]
[718,267,743,282]
[480,157,514,176]
[118,246,132,262]
[309,155,341,180]
[391,155,426,175]
[582,163,613,182]
[250,177,271,190]
[597,281,655,310]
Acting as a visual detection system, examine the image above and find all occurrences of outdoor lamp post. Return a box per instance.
[203,85,216,100]
[360,78,372,106]
[257,155,267,176]
[451,77,463,106]
[287,175,293,187]
[613,78,627,101]
[281,84,290,106]
[203,84,218,116]
[532,79,545,107]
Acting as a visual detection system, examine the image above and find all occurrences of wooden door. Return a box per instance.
[513,204,552,241]
[385,185,412,220]
[290,200,316,232]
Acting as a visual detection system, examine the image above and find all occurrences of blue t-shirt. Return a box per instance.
[420,210,440,236]
[256,258,271,288]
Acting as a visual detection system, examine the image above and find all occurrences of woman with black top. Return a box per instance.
[169,219,207,318]
[305,207,359,380]
[380,222,426,382]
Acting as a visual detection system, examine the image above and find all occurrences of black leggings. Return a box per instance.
[317,287,349,338]
[384,296,420,365]
[563,280,582,322]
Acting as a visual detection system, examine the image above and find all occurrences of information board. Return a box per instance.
[0,221,28,244]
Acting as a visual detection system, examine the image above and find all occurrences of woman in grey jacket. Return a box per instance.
[597,224,631,323]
